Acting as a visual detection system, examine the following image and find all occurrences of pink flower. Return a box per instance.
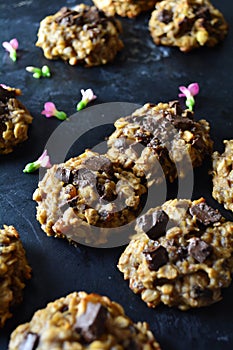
[41,102,67,120]
[77,88,97,111]
[23,150,51,173]
[178,83,199,111]
[2,38,18,62]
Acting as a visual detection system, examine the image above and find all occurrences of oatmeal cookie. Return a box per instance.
[36,4,123,66]
[33,150,147,246]
[8,291,161,350]
[93,0,158,18]
[107,101,213,186]
[0,85,33,154]
[149,0,228,52]
[0,225,31,327]
[118,198,233,310]
[212,140,233,212]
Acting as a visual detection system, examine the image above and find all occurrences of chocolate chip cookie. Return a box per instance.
[107,101,213,186]
[118,198,233,310]
[0,85,33,154]
[0,225,31,327]
[212,140,233,212]
[33,150,147,246]
[149,0,228,52]
[8,291,161,349]
[93,0,157,18]
[36,4,123,66]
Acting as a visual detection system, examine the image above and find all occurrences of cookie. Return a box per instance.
[212,140,233,212]
[107,101,213,186]
[149,0,228,52]
[0,225,31,328]
[118,198,233,310]
[36,4,123,66]
[33,150,147,246]
[8,291,161,349]
[93,0,157,18]
[0,85,33,154]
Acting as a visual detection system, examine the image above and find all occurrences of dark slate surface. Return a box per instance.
[0,0,233,349]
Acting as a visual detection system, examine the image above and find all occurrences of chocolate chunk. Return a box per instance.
[176,17,194,37]
[143,245,168,271]
[75,302,108,343]
[126,339,142,350]
[189,202,222,226]
[84,156,113,175]
[196,6,211,21]
[72,168,96,187]
[157,9,173,24]
[172,117,194,131]
[135,130,153,146]
[114,138,129,150]
[19,332,39,350]
[55,167,72,183]
[0,86,16,102]
[96,180,117,202]
[192,135,206,150]
[188,237,212,263]
[137,210,169,240]
[169,100,183,116]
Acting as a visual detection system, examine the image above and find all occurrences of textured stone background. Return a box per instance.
[0,0,233,349]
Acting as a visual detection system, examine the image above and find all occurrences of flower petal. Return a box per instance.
[9,38,18,50]
[81,88,96,102]
[188,83,199,96]
[44,102,56,114]
[2,41,13,53]
[38,150,51,168]
[178,86,191,99]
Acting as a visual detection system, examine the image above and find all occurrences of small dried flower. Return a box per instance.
[41,102,67,120]
[76,88,97,111]
[26,65,51,79]
[2,38,18,62]
[23,150,51,173]
[178,83,200,111]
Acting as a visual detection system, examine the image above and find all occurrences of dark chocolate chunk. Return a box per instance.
[135,130,153,146]
[75,302,108,343]
[143,245,168,271]
[157,9,173,24]
[193,286,213,299]
[72,168,96,187]
[172,117,194,131]
[0,85,16,102]
[169,100,183,116]
[55,167,72,183]
[96,180,117,202]
[196,6,211,21]
[189,202,222,226]
[84,156,113,175]
[188,237,212,263]
[19,332,39,350]
[114,137,129,150]
[192,135,206,151]
[176,17,194,37]
[137,210,169,240]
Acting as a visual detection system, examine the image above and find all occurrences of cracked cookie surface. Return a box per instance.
[8,291,161,350]
[93,0,157,18]
[33,150,147,246]
[212,140,233,212]
[36,4,123,66]
[149,0,228,52]
[107,101,213,186]
[118,198,233,310]
[0,85,33,154]
[0,225,31,327]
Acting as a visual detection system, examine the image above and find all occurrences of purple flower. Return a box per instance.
[178,83,199,111]
[76,88,97,111]
[41,102,67,120]
[2,38,18,62]
[23,150,51,173]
